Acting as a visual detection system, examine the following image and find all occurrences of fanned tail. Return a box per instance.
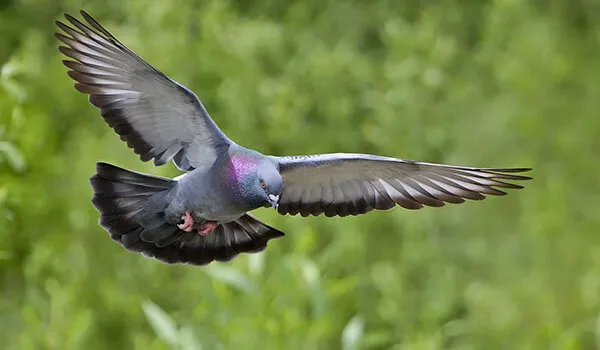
[171,214,285,265]
[90,162,284,266]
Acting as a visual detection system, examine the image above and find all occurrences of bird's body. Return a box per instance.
[56,11,532,266]
[167,165,241,224]
[164,145,280,223]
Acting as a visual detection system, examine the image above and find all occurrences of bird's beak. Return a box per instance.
[268,194,279,209]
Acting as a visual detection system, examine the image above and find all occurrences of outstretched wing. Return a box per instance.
[272,153,532,217]
[55,11,232,171]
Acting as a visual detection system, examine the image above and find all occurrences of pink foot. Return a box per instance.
[177,212,194,232]
[198,221,218,235]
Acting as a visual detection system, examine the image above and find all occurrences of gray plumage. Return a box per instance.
[56,11,532,266]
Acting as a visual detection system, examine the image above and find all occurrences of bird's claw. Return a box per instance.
[177,213,217,235]
[198,221,218,235]
[177,212,194,232]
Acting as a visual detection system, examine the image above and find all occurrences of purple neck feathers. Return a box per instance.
[220,153,260,199]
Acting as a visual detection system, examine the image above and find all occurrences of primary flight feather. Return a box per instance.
[56,11,532,266]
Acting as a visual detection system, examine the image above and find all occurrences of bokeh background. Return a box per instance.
[1,0,599,349]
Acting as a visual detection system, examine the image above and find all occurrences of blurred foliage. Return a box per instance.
[0,0,599,349]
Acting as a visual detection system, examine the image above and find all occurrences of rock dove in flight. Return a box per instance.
[55,11,532,266]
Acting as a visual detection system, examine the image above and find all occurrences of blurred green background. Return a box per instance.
[0,0,599,349]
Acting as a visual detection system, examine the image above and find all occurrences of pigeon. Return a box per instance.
[55,11,532,266]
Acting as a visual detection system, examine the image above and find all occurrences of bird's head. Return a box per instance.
[255,159,282,209]
[223,153,282,210]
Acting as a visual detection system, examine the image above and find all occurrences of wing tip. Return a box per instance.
[66,70,78,80]
[73,82,89,94]
[486,167,533,176]
[79,10,95,23]
[54,20,64,30]
[53,32,66,42]
[497,167,533,173]
[63,12,84,29]
[57,45,73,57]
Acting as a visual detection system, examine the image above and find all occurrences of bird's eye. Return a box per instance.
[260,181,267,189]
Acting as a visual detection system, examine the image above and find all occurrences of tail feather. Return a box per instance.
[90,162,284,266]
[90,162,175,246]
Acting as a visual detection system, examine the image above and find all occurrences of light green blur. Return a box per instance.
[0,1,598,349]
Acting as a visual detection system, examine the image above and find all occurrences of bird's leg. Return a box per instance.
[177,212,195,232]
[198,221,218,235]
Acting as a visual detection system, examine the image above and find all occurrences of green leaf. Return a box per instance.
[0,141,26,172]
[204,265,257,293]
[341,315,364,350]
[179,325,203,350]
[142,300,179,347]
